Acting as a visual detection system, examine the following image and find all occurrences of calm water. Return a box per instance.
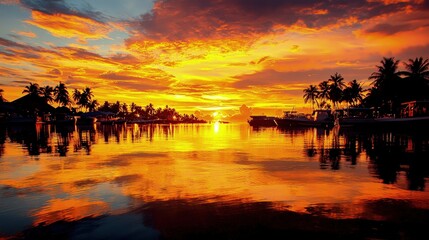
[1,123,429,239]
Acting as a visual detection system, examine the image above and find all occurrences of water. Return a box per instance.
[0,123,428,239]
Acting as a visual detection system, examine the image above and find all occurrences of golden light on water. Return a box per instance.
[1,124,428,226]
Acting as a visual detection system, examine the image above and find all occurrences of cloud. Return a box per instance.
[15,31,37,38]
[109,53,141,65]
[25,10,112,40]
[0,38,44,60]
[98,71,171,91]
[233,67,372,89]
[12,80,30,85]
[365,23,413,35]
[0,0,19,4]
[358,6,429,36]
[125,0,414,41]
[18,0,114,40]
[20,0,107,22]
[48,68,62,76]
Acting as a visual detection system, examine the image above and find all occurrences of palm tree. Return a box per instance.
[73,89,81,103]
[400,57,429,100]
[81,87,94,111]
[318,81,330,102]
[73,87,94,111]
[368,57,401,113]
[347,80,364,106]
[88,99,99,112]
[145,103,155,117]
[328,72,346,89]
[130,102,136,113]
[0,89,4,102]
[121,103,128,114]
[83,87,94,101]
[363,87,382,111]
[72,89,83,111]
[303,85,319,110]
[40,85,54,103]
[328,73,345,109]
[22,82,40,97]
[54,82,71,107]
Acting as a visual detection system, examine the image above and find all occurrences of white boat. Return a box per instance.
[275,109,335,128]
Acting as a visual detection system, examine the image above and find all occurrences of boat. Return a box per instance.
[76,114,97,125]
[248,115,278,127]
[336,107,375,127]
[275,109,335,128]
[45,113,76,125]
[98,116,126,124]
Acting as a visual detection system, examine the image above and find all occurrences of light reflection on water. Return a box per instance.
[0,123,429,239]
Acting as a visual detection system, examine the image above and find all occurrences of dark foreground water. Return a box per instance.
[0,122,428,239]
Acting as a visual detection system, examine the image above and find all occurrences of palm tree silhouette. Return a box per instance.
[368,57,401,114]
[88,99,99,112]
[83,87,94,101]
[145,103,155,118]
[344,79,363,106]
[318,81,330,102]
[328,72,345,109]
[22,82,41,97]
[54,82,71,107]
[73,87,94,112]
[328,72,346,89]
[400,57,429,101]
[82,87,94,111]
[72,89,81,103]
[303,85,319,110]
[130,102,136,113]
[121,103,128,114]
[40,85,54,103]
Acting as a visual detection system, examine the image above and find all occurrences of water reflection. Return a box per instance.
[0,123,428,239]
[1,124,428,190]
[339,128,429,191]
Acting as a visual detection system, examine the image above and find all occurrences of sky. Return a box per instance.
[1,0,429,119]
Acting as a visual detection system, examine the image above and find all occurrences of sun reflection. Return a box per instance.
[213,121,220,133]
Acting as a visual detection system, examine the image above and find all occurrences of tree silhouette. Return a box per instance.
[328,72,345,109]
[145,103,155,117]
[121,103,128,114]
[130,102,136,113]
[88,99,99,112]
[303,85,319,110]
[54,82,71,107]
[368,57,401,114]
[343,80,364,107]
[73,87,94,112]
[40,85,54,103]
[400,57,429,101]
[22,82,41,97]
[318,81,330,102]
[73,89,81,105]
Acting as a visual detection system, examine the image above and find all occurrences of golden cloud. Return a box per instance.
[25,10,112,40]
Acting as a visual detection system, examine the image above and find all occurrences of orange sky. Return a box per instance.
[1,0,429,118]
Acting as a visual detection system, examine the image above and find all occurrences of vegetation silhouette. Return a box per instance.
[2,81,205,123]
[303,56,429,116]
